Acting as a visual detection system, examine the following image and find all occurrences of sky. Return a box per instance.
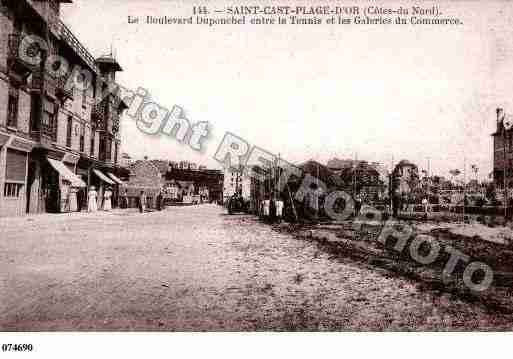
[61,0,513,179]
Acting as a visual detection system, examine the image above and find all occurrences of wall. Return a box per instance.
[0,79,8,128]
[17,89,31,134]
[0,4,13,74]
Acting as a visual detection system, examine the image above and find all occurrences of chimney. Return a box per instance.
[497,108,504,131]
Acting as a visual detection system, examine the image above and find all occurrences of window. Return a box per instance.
[41,98,56,139]
[7,85,19,128]
[82,88,87,109]
[90,129,95,157]
[4,183,23,198]
[66,116,72,147]
[114,142,118,164]
[106,139,112,160]
[79,124,85,152]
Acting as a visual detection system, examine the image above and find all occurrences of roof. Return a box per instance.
[298,160,344,188]
[96,56,123,72]
[149,160,171,175]
[396,159,417,168]
[177,181,194,188]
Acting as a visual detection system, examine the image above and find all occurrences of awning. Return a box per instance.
[47,158,86,187]
[107,172,124,185]
[93,169,115,185]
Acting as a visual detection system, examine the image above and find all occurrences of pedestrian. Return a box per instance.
[103,186,112,211]
[157,190,163,211]
[269,195,277,222]
[87,186,98,213]
[354,193,362,217]
[275,196,284,223]
[138,190,146,213]
[120,188,128,209]
[262,196,270,221]
[422,197,429,213]
[392,194,399,218]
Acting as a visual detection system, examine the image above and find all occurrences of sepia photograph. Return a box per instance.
[1,0,513,355]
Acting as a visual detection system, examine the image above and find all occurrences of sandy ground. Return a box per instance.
[1,204,513,331]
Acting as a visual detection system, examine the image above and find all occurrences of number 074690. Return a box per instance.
[2,344,34,352]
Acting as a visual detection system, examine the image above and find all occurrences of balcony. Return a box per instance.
[58,21,99,74]
[29,70,44,92]
[92,101,106,129]
[56,77,73,101]
[31,126,57,145]
[7,34,35,77]
[112,113,120,134]
[28,70,57,99]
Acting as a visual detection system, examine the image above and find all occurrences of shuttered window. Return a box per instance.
[5,149,27,182]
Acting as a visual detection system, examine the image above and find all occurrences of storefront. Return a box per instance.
[0,133,34,218]
[91,169,115,211]
[46,157,86,212]
[26,146,85,214]
[106,172,125,208]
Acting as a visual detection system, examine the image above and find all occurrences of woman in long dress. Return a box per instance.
[103,187,112,211]
[88,186,98,212]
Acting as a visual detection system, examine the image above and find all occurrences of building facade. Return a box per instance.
[0,0,128,217]
[223,166,251,203]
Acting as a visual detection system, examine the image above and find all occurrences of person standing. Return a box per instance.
[422,197,429,213]
[275,196,284,223]
[392,193,400,218]
[262,196,270,221]
[138,190,146,213]
[87,186,98,213]
[120,188,128,209]
[354,193,362,218]
[156,190,163,211]
[103,187,112,211]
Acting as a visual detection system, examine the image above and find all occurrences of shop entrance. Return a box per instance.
[42,161,60,213]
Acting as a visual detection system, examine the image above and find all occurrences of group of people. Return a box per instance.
[261,196,284,223]
[87,186,113,212]
[85,186,166,214]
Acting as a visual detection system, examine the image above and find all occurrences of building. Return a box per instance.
[492,108,513,190]
[338,161,386,201]
[149,160,223,204]
[392,160,419,196]
[223,166,251,202]
[124,160,162,208]
[0,0,128,217]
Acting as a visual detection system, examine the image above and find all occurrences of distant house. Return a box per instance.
[339,161,386,201]
[124,160,163,208]
[151,160,223,203]
[392,160,419,196]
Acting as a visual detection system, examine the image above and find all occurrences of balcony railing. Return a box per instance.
[58,21,99,74]
[28,70,58,99]
[56,77,73,101]
[7,33,35,75]
[112,113,120,134]
[29,70,44,92]
[92,101,107,130]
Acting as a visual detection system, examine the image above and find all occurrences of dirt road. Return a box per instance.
[1,204,512,330]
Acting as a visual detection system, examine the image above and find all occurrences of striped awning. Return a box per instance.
[93,169,114,185]
[108,172,124,185]
[47,158,86,187]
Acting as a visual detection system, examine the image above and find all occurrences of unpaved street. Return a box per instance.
[1,204,512,331]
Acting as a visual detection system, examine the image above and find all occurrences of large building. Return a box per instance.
[0,0,128,217]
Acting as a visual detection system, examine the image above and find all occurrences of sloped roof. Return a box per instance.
[298,160,344,188]
[96,56,123,72]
